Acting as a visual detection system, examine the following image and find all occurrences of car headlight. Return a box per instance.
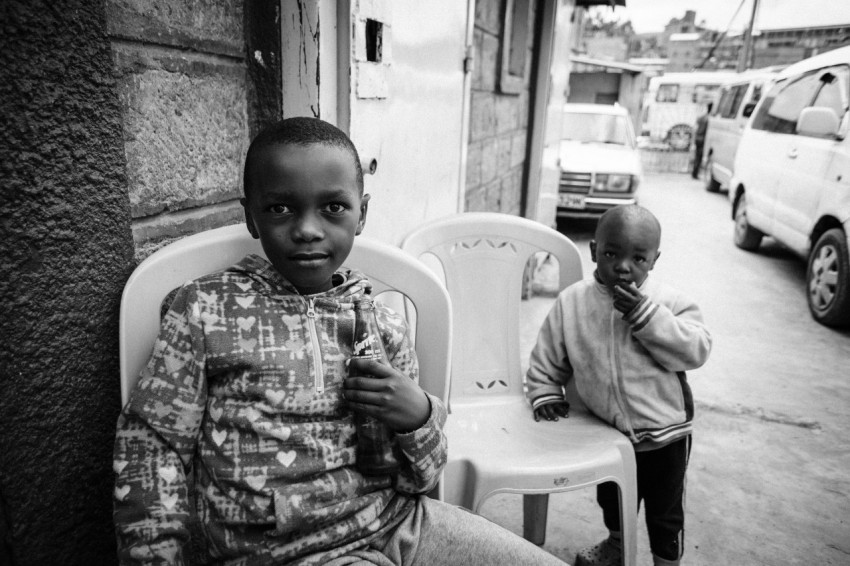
[594,174,633,192]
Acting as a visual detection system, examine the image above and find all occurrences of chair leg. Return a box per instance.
[618,482,638,566]
[522,493,549,545]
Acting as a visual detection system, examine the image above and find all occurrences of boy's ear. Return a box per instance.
[649,250,661,269]
[589,240,598,263]
[356,193,371,236]
[241,197,260,239]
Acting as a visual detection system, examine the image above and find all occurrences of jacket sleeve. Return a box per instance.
[113,283,208,565]
[623,292,712,372]
[377,305,447,494]
[525,297,574,410]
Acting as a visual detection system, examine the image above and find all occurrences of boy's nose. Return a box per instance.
[293,214,324,241]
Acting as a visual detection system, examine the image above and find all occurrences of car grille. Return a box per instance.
[559,172,591,194]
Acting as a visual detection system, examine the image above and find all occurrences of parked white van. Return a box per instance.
[729,46,850,327]
[702,68,781,192]
[640,71,738,150]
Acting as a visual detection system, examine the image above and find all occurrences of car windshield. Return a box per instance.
[562,112,632,146]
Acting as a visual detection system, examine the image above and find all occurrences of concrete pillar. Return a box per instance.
[0,0,135,562]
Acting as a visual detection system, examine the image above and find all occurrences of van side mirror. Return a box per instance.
[797,106,841,138]
[742,102,756,118]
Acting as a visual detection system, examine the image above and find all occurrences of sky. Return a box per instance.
[588,0,850,34]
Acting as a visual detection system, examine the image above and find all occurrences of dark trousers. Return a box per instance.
[691,141,704,178]
[597,435,691,561]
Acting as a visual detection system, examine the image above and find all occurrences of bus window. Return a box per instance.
[656,84,679,102]
[693,84,720,104]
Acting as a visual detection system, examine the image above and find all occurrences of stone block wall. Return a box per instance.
[106,0,277,261]
[465,0,537,215]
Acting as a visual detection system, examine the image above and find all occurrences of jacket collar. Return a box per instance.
[230,254,372,301]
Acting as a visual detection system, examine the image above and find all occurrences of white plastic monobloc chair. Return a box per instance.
[119,225,453,496]
[402,212,637,566]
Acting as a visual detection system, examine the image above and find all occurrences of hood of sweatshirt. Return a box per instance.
[229,254,373,303]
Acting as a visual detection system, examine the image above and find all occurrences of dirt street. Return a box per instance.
[481,173,850,565]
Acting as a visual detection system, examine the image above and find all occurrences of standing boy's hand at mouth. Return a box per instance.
[613,281,644,314]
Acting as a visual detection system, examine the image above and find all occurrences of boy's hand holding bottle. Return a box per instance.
[342,298,430,476]
[344,356,430,432]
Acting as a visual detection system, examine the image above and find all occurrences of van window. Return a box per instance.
[656,84,679,102]
[811,66,849,118]
[752,72,821,134]
[719,84,747,118]
[716,87,733,116]
[753,65,850,135]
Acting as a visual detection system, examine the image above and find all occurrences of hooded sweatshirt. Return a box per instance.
[114,255,447,565]
[526,274,711,450]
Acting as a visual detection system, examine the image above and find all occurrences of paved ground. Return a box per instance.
[480,173,850,565]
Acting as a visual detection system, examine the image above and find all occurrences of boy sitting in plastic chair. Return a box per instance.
[113,117,568,565]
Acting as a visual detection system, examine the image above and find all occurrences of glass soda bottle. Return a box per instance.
[350,298,399,476]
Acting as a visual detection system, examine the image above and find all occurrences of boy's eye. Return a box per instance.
[324,202,349,214]
[635,256,646,264]
[269,204,291,214]
[604,251,617,258]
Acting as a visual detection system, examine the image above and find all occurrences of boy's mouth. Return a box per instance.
[291,252,329,265]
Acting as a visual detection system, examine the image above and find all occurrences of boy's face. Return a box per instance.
[242,143,368,295]
[590,218,660,292]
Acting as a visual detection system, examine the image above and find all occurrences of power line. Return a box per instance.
[697,0,748,69]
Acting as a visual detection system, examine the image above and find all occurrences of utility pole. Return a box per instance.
[737,0,760,71]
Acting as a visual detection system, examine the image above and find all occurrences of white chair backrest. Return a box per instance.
[120,224,452,406]
[402,213,582,403]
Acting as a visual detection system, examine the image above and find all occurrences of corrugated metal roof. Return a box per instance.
[570,54,644,74]
[669,33,702,42]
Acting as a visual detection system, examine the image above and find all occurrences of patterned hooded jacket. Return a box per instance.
[114,255,448,565]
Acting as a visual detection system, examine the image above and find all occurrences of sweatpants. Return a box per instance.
[597,435,691,561]
[323,496,568,565]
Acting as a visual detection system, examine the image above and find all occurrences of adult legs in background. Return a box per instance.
[691,142,704,179]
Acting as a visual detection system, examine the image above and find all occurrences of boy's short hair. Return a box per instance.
[243,117,364,199]
[596,204,661,243]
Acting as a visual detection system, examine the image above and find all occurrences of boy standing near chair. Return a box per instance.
[526,205,712,566]
[114,117,567,565]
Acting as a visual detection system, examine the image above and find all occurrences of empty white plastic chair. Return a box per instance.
[402,212,637,566]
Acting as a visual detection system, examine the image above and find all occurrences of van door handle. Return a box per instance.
[788,148,798,159]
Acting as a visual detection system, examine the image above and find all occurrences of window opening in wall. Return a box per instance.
[500,0,530,94]
[508,0,530,77]
[365,19,383,63]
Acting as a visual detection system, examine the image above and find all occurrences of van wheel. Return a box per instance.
[807,228,850,327]
[703,156,721,192]
[666,124,692,151]
[733,194,762,250]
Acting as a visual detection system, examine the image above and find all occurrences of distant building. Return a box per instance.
[626,10,850,72]
[750,24,850,68]
[584,8,850,76]
[667,32,702,71]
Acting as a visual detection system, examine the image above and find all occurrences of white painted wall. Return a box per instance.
[344,0,469,245]
[535,0,576,229]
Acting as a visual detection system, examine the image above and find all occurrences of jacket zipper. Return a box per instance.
[304,297,324,393]
[610,309,637,442]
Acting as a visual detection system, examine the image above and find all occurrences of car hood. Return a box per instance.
[558,140,642,175]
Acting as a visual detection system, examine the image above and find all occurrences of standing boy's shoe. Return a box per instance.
[574,533,622,566]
